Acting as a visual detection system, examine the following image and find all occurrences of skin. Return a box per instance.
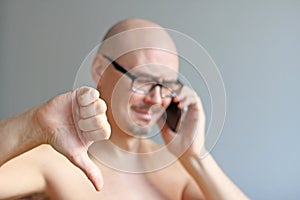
[0,19,249,199]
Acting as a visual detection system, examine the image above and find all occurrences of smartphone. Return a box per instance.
[165,99,183,132]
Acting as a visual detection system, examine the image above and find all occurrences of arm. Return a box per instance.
[159,86,248,200]
[0,106,43,166]
[180,153,249,200]
[0,146,48,199]
[0,87,110,193]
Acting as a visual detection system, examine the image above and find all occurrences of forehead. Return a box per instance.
[116,49,179,80]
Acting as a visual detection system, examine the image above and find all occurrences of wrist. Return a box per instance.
[179,147,209,166]
[31,104,49,145]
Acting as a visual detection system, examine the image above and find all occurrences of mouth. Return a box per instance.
[130,104,164,126]
[131,107,152,121]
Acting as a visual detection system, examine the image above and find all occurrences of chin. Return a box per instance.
[125,109,160,137]
[129,123,153,137]
[134,119,152,126]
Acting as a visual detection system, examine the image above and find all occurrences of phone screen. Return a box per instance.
[165,99,182,132]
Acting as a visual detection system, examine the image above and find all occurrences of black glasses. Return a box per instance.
[103,54,183,98]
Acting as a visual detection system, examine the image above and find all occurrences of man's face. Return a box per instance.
[98,49,179,137]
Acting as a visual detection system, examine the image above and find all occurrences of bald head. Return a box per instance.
[91,18,179,85]
[103,18,162,40]
[98,18,177,57]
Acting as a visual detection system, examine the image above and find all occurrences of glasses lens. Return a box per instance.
[132,76,157,94]
[164,82,182,92]
[161,86,174,98]
[131,76,182,98]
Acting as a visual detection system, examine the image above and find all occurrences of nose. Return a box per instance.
[143,85,163,105]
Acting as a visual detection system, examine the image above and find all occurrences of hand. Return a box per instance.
[34,86,111,191]
[158,86,206,158]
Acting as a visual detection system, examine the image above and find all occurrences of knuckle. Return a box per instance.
[95,99,107,114]
[90,89,100,99]
[77,87,100,106]
[89,115,107,131]
[102,123,111,139]
[79,103,98,119]
[77,86,89,96]
[95,114,106,125]
[77,95,86,106]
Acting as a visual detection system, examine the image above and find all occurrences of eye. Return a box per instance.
[134,76,156,84]
[164,82,182,91]
[132,76,156,92]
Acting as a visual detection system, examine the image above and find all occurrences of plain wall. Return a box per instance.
[0,0,299,199]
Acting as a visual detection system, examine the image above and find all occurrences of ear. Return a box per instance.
[91,54,106,84]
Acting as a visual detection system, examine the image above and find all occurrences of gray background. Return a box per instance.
[0,0,299,199]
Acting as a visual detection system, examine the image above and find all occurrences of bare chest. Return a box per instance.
[97,169,181,200]
[47,166,184,200]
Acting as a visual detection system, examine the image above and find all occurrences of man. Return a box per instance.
[0,18,248,199]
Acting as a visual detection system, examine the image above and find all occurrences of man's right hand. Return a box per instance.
[34,86,111,191]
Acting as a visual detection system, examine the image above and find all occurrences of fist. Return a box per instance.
[75,86,111,145]
[35,86,111,190]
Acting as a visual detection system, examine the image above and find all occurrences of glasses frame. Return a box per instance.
[102,54,183,98]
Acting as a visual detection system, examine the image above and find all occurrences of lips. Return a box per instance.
[130,104,165,125]
[132,107,152,121]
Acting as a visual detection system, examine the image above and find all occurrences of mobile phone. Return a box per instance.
[165,98,183,132]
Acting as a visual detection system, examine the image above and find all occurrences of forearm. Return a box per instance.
[0,107,43,166]
[180,153,249,200]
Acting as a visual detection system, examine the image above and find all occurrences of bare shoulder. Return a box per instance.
[28,145,92,186]
[0,144,60,172]
[0,144,76,185]
[0,145,65,199]
[0,145,95,199]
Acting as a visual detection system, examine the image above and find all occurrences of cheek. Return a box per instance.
[98,82,115,109]
[99,75,131,104]
[128,93,145,105]
[163,99,172,108]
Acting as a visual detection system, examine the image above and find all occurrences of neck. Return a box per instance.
[109,126,143,153]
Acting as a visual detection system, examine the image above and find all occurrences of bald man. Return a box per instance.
[0,19,248,199]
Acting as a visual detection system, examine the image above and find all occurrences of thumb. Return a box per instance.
[69,151,103,191]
